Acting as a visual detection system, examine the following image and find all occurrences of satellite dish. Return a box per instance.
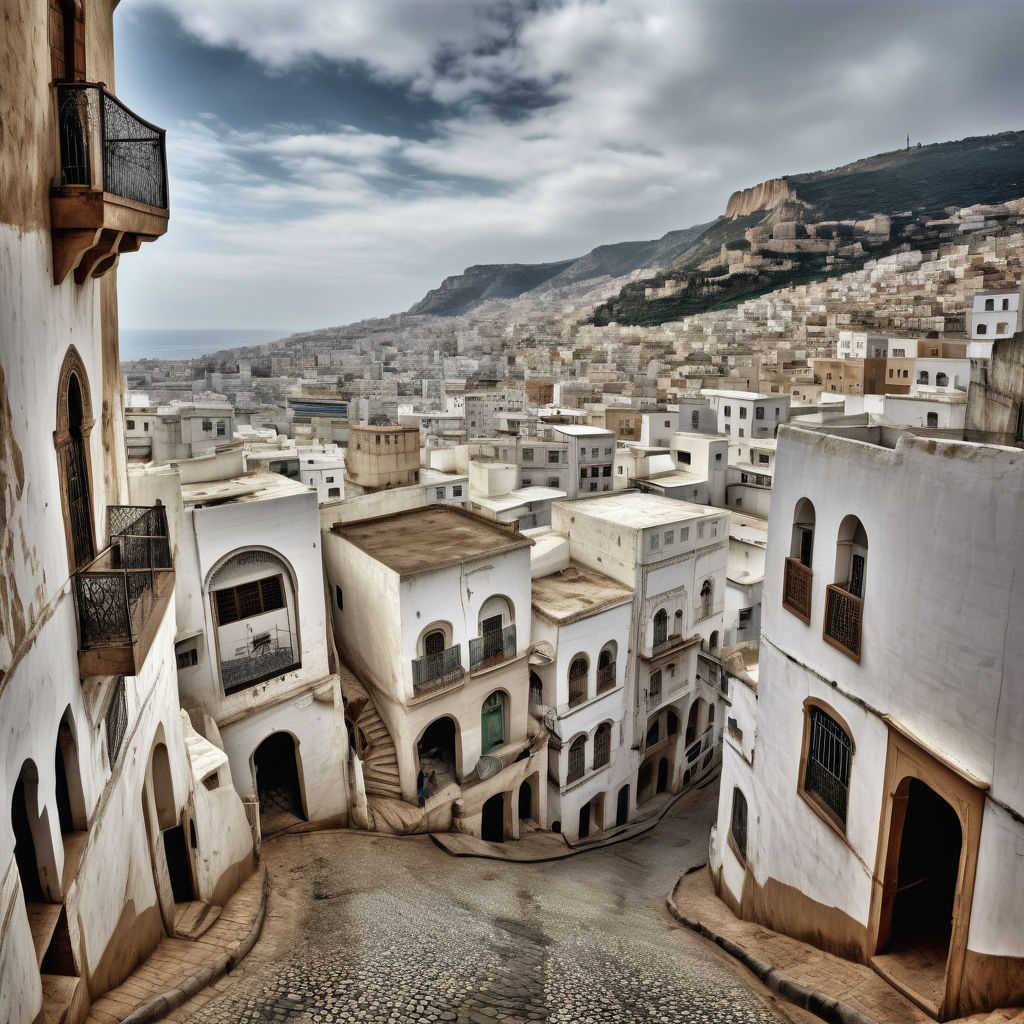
[476,755,502,780]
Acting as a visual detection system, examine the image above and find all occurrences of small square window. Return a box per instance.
[739,408,748,420]
[202,420,212,431]
[453,485,463,497]
[697,523,704,539]
[126,419,136,430]
[664,530,674,545]
[715,453,722,462]
[739,428,745,437]
[680,527,689,541]
[548,451,560,464]
[602,465,611,477]
[589,482,597,491]
[176,648,198,669]
[649,534,660,550]
[436,487,445,499]
[326,476,335,483]
[522,448,534,461]
[328,487,341,497]
[144,422,149,431]
[724,405,731,416]
[755,408,764,420]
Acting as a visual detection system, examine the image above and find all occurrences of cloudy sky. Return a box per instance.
[113,0,1024,332]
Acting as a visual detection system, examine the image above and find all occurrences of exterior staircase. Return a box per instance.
[355,699,402,799]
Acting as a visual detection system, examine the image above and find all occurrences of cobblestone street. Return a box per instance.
[176,781,788,1024]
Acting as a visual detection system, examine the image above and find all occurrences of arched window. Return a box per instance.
[935,372,948,387]
[926,412,939,428]
[208,549,300,694]
[646,719,659,747]
[699,579,713,619]
[567,735,586,782]
[424,630,446,656]
[568,656,589,708]
[648,669,662,702]
[801,704,854,827]
[834,515,868,599]
[55,347,95,571]
[666,708,680,736]
[593,723,611,769]
[709,630,719,652]
[730,787,748,860]
[997,322,1009,334]
[474,596,515,669]
[529,671,543,708]
[597,643,616,693]
[976,323,987,335]
[481,691,507,754]
[652,608,668,647]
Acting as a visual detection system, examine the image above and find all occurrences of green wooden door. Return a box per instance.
[481,693,505,753]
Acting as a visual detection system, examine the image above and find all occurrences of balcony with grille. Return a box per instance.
[782,557,813,624]
[411,645,465,699]
[469,624,517,673]
[823,584,863,662]
[50,83,169,285]
[74,505,174,677]
[596,661,616,694]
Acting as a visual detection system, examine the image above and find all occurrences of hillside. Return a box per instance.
[406,221,712,317]
[589,129,1024,327]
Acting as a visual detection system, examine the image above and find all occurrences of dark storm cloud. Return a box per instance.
[112,0,1024,330]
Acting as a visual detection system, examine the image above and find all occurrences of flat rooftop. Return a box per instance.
[331,506,532,575]
[532,562,633,623]
[182,471,312,508]
[558,491,721,529]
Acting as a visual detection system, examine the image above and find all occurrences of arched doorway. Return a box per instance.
[481,793,504,843]
[151,744,195,904]
[12,766,48,904]
[637,760,653,805]
[656,758,669,794]
[481,691,507,754]
[253,732,306,835]
[685,700,703,745]
[616,785,630,827]
[417,717,457,797]
[878,779,963,994]
[518,780,532,821]
[578,802,591,839]
[56,351,95,570]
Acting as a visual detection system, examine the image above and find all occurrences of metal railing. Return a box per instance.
[782,557,813,624]
[568,670,588,708]
[596,661,616,693]
[823,584,863,662]
[56,83,168,209]
[412,645,464,694]
[221,626,299,693]
[469,624,516,671]
[74,505,173,650]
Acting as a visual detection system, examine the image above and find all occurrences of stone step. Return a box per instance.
[41,973,85,1024]
[26,903,62,968]
[365,780,402,797]
[173,900,222,940]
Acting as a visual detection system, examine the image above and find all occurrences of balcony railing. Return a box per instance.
[56,83,167,209]
[469,624,517,672]
[221,626,299,694]
[568,671,588,708]
[782,557,813,624]
[412,645,464,695]
[823,584,863,663]
[596,661,616,693]
[74,505,174,676]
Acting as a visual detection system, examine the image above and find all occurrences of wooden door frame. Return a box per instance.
[868,719,987,1019]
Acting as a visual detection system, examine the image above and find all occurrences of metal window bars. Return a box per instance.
[596,660,616,693]
[593,726,611,769]
[469,623,516,671]
[74,505,172,650]
[804,706,853,824]
[105,677,128,763]
[56,83,168,209]
[221,625,299,694]
[412,645,464,693]
[568,661,588,707]
[567,738,585,783]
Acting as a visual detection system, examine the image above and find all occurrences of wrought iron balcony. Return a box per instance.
[596,661,616,693]
[469,624,517,672]
[823,584,863,662]
[411,645,464,696]
[782,557,813,624]
[221,626,299,695]
[50,83,169,285]
[74,505,174,677]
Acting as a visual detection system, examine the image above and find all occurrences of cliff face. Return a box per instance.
[725,178,797,219]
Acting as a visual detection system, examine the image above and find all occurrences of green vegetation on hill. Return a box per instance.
[790,131,1024,220]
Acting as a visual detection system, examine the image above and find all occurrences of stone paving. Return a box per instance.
[169,781,790,1024]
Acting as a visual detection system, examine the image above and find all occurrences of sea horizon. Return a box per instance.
[119,327,292,363]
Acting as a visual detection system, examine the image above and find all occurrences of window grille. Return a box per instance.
[567,737,585,782]
[106,677,128,764]
[730,787,748,859]
[568,657,588,707]
[593,724,611,768]
[653,609,668,646]
[176,648,197,669]
[804,707,853,824]
[649,670,662,701]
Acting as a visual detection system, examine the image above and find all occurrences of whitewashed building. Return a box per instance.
[0,6,253,1022]
[711,423,1024,1020]
[968,287,1022,357]
[701,390,792,441]
[324,507,548,841]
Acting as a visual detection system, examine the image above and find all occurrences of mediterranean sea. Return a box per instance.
[119,327,291,362]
